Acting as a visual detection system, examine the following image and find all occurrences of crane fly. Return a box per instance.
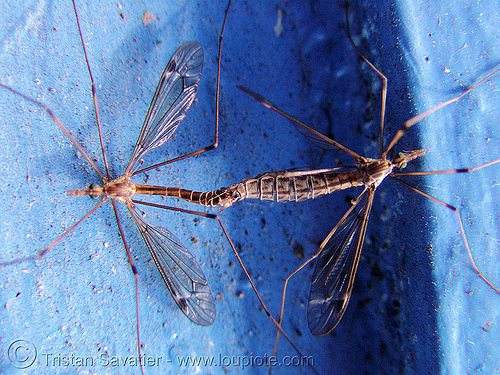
[164,62,499,334]
[0,3,222,373]
[0,1,318,373]
[153,0,500,359]
[238,13,500,357]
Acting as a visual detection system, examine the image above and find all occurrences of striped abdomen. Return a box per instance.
[221,169,364,208]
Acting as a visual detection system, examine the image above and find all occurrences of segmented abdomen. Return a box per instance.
[223,169,363,207]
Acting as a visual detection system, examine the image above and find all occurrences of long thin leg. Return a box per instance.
[110,201,145,375]
[0,83,106,183]
[390,176,499,293]
[392,158,500,176]
[0,198,106,267]
[393,159,500,292]
[132,199,319,374]
[343,0,388,158]
[72,0,110,181]
[343,0,500,161]
[382,67,500,158]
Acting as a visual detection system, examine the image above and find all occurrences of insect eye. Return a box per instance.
[88,184,98,199]
[393,153,408,169]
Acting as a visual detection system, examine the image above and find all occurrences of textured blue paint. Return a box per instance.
[0,1,498,374]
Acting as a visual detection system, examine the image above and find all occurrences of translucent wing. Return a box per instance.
[126,42,204,174]
[307,188,375,336]
[127,203,215,326]
[237,85,362,161]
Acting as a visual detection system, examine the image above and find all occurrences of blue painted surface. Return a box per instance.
[398,1,500,374]
[0,1,498,374]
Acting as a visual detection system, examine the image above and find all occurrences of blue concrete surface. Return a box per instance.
[0,0,498,374]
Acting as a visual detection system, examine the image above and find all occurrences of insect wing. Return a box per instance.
[287,119,341,151]
[126,42,204,174]
[128,204,216,326]
[237,85,336,150]
[307,188,374,336]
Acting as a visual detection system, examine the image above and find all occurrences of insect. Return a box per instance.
[162,0,500,372]
[171,71,500,369]
[0,1,322,374]
[0,2,226,373]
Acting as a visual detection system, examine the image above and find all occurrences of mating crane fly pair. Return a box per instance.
[2,0,500,372]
